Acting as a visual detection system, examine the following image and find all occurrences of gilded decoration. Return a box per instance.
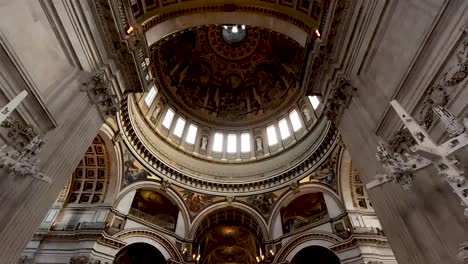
[152,25,304,124]
[121,144,160,189]
[246,192,278,216]
[181,189,216,216]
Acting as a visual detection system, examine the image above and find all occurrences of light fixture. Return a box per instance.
[126,26,134,35]
[270,249,275,256]
[241,25,246,29]
[315,29,321,38]
[232,26,238,33]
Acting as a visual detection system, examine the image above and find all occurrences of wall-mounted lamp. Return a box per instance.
[126,26,134,35]
[315,29,321,38]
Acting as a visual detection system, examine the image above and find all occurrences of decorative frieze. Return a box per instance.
[69,256,109,264]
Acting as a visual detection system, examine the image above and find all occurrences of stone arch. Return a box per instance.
[273,232,342,263]
[114,242,167,264]
[339,148,374,211]
[61,130,116,206]
[268,183,345,239]
[289,245,341,263]
[145,12,310,49]
[189,201,269,241]
[114,181,190,238]
[115,229,183,262]
[99,123,123,204]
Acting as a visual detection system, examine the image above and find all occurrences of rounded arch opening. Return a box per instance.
[290,246,340,264]
[193,208,266,264]
[114,242,167,264]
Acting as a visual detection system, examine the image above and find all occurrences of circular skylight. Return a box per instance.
[222,25,247,44]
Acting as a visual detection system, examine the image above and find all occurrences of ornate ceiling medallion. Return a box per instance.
[151,25,305,126]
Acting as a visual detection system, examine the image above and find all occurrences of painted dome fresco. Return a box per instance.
[151,25,305,126]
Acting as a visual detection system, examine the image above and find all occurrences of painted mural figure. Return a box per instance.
[182,190,214,214]
[123,151,150,186]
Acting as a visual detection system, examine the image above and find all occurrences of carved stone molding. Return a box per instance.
[388,128,417,153]
[418,40,468,129]
[0,117,50,183]
[226,196,235,206]
[69,256,109,264]
[325,78,357,123]
[17,256,33,264]
[82,72,119,119]
[458,243,468,264]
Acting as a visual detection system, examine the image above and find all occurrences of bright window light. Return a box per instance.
[185,124,198,144]
[241,133,251,153]
[173,117,186,138]
[308,95,320,110]
[213,133,224,152]
[267,125,278,146]
[278,118,290,140]
[289,110,302,132]
[162,108,175,129]
[227,134,237,153]
[144,85,158,106]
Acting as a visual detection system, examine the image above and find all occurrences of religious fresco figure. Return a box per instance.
[122,151,151,187]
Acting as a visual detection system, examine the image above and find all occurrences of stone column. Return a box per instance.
[337,97,468,264]
[0,73,104,264]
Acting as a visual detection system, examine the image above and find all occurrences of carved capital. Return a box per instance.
[82,72,119,118]
[325,78,357,123]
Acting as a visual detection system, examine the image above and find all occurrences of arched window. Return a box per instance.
[66,135,110,204]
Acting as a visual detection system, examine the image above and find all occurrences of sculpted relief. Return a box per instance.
[154,25,304,123]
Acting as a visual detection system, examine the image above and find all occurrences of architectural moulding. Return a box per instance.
[17,256,33,264]
[324,77,357,123]
[82,72,119,120]
[69,255,109,264]
[89,0,152,94]
[0,91,50,183]
[119,96,340,195]
[458,242,468,264]
[367,100,468,218]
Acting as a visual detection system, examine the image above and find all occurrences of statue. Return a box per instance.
[302,107,312,122]
[255,137,263,151]
[201,136,208,150]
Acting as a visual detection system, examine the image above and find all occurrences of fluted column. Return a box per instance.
[0,73,104,264]
[337,97,468,264]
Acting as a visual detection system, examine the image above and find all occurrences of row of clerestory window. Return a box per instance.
[145,86,321,155]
